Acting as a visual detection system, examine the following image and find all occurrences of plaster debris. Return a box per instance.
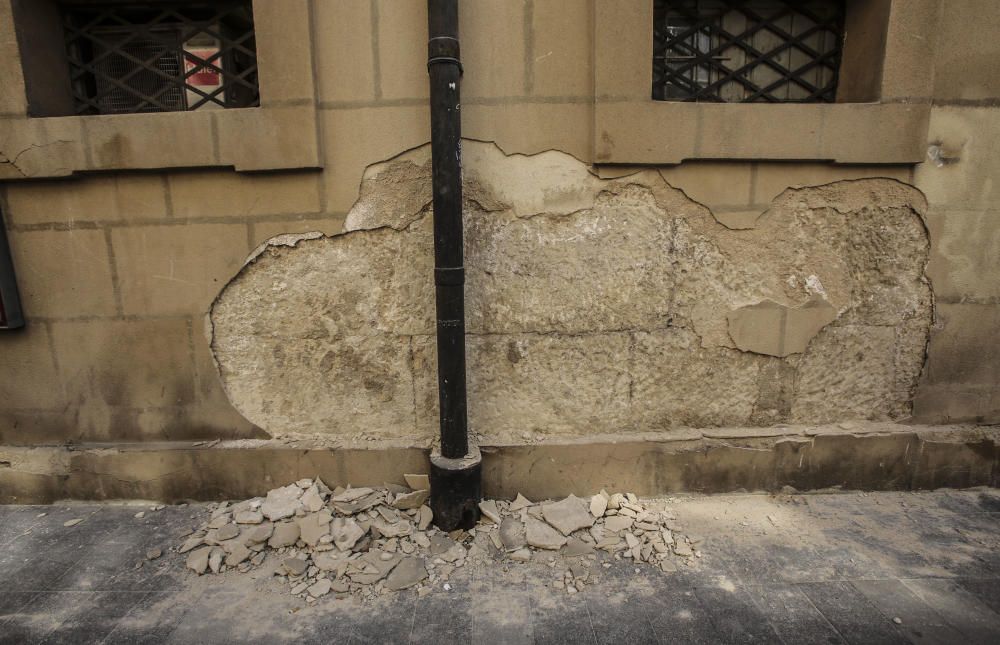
[478,500,502,524]
[177,478,702,601]
[403,474,430,491]
[542,495,596,536]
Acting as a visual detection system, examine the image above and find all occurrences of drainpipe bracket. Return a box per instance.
[429,445,482,531]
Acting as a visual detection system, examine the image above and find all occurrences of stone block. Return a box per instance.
[460,0,527,98]
[254,0,314,104]
[880,0,939,100]
[320,106,430,212]
[931,0,1000,101]
[0,43,26,117]
[822,103,930,164]
[915,107,1000,210]
[923,208,1000,303]
[3,174,168,225]
[594,0,650,99]
[213,333,419,440]
[413,332,633,442]
[376,0,427,100]
[84,112,216,170]
[531,0,592,97]
[659,161,753,210]
[111,223,249,315]
[7,229,118,317]
[167,169,321,219]
[791,325,898,424]
[698,104,822,161]
[215,106,320,172]
[922,304,1000,387]
[50,318,195,410]
[593,102,699,164]
[0,324,61,409]
[628,329,761,429]
[912,384,1000,425]
[464,191,676,334]
[464,102,591,161]
[314,0,375,103]
[0,116,85,179]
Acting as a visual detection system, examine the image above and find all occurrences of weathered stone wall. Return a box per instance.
[2,0,998,449]
[211,143,932,445]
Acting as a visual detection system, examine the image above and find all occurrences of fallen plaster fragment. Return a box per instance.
[177,478,702,602]
[541,495,595,536]
[403,474,430,491]
[727,297,838,358]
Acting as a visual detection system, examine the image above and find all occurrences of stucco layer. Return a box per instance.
[210,143,932,445]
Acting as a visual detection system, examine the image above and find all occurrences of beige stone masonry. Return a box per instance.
[593,0,936,164]
[211,142,932,445]
[0,0,321,178]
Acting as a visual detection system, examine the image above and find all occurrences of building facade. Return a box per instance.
[0,0,997,501]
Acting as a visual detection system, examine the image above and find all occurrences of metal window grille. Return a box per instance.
[653,0,845,103]
[60,1,259,115]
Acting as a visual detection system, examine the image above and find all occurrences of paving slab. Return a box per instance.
[0,491,996,643]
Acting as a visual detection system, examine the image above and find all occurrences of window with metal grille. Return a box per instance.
[653,0,845,103]
[60,1,259,115]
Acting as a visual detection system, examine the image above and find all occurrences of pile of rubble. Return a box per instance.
[178,476,701,601]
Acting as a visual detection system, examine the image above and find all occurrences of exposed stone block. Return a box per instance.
[210,142,932,444]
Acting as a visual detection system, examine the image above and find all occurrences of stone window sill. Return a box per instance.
[0,0,320,179]
[594,0,939,165]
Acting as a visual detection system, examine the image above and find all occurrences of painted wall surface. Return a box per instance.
[1,0,998,447]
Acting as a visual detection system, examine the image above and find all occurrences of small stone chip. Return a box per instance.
[525,518,567,550]
[478,500,502,524]
[146,548,162,561]
[63,519,84,527]
[418,505,433,531]
[216,523,240,541]
[393,489,430,511]
[403,474,430,491]
[384,556,428,591]
[541,496,596,536]
[235,510,264,525]
[510,548,532,562]
[186,546,211,574]
[307,579,332,598]
[282,557,308,577]
[509,493,534,511]
[590,495,608,518]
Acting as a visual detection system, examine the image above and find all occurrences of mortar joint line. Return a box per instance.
[370,0,382,101]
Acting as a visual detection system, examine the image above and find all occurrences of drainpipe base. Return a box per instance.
[429,446,482,531]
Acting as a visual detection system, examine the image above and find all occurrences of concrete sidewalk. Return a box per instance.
[0,489,998,644]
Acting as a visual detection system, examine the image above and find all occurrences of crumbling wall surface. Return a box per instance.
[210,142,932,446]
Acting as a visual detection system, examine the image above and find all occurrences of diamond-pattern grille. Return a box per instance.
[61,1,259,115]
[653,0,845,103]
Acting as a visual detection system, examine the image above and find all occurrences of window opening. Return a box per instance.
[60,1,259,115]
[652,0,845,102]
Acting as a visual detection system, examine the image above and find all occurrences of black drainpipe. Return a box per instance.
[426,0,481,530]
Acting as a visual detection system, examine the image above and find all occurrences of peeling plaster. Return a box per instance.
[209,141,933,446]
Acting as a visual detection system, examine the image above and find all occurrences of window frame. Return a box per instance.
[0,0,320,177]
[594,0,938,164]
